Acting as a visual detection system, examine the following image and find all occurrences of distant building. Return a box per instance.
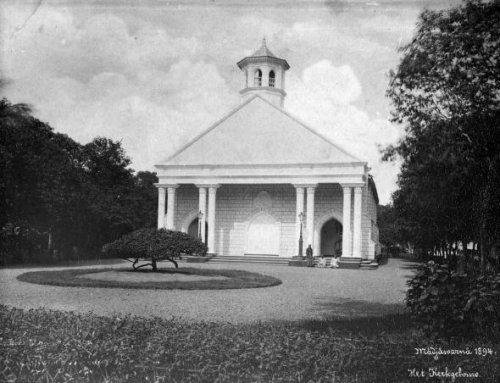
[155,40,380,267]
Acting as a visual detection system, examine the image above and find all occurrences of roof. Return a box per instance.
[368,175,379,204]
[237,39,290,70]
[157,95,364,167]
[251,38,277,58]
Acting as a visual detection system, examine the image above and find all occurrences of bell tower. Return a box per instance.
[237,38,290,108]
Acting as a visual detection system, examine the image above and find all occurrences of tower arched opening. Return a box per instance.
[254,69,262,86]
[269,70,275,87]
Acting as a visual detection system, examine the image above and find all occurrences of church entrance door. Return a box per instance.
[320,218,342,257]
[245,213,279,256]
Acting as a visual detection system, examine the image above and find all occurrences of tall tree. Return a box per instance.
[1,99,85,247]
[384,0,499,269]
[1,98,159,263]
[377,204,402,255]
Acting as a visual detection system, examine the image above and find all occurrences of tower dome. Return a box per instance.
[237,38,290,108]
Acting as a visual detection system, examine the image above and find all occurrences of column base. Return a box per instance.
[338,257,362,269]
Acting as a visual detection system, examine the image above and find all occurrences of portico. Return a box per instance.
[155,174,374,264]
[154,40,380,266]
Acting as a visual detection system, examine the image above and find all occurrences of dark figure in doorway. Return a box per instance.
[306,245,313,259]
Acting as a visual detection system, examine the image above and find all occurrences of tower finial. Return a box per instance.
[262,36,267,47]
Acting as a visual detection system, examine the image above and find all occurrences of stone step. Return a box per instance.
[360,261,379,269]
[209,256,289,265]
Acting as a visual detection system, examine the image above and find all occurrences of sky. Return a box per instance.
[1,0,460,204]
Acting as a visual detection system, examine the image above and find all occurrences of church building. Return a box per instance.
[155,40,380,268]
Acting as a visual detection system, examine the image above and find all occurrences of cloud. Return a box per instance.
[0,2,407,203]
[286,61,401,203]
[302,60,361,105]
[1,5,239,171]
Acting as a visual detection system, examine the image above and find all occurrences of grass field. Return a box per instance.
[1,305,498,382]
[16,267,282,290]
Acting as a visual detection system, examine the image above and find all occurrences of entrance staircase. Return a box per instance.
[360,260,379,269]
[209,255,289,265]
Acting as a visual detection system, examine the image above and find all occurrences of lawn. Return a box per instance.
[16,267,282,290]
[0,305,498,382]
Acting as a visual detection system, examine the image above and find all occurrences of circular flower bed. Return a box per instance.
[17,267,282,290]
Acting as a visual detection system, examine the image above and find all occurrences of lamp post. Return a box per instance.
[197,210,203,240]
[298,211,304,258]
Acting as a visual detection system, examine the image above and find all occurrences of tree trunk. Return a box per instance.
[151,259,158,271]
[462,239,468,274]
[167,258,178,268]
[479,156,497,274]
[47,229,53,251]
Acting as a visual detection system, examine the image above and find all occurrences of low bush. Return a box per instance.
[406,261,500,339]
[102,228,207,270]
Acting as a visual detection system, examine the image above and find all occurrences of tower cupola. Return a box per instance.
[237,38,290,108]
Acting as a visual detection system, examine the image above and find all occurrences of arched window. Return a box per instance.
[269,70,275,87]
[254,69,262,86]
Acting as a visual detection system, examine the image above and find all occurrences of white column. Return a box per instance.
[165,185,178,230]
[262,67,270,87]
[295,185,305,255]
[157,187,166,229]
[342,186,352,257]
[197,186,207,242]
[306,185,316,251]
[207,185,219,254]
[352,186,363,258]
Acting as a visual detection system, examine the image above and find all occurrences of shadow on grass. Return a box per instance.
[297,312,413,336]
[294,298,411,335]
[397,258,422,271]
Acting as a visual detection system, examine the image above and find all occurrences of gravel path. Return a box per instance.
[0,258,415,323]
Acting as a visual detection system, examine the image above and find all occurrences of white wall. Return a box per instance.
[172,183,375,258]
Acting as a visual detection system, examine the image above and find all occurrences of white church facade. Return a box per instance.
[155,40,380,268]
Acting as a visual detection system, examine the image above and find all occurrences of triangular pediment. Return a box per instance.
[157,96,362,166]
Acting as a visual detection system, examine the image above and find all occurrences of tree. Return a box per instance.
[384,0,499,271]
[82,138,159,248]
[1,98,159,264]
[1,99,86,253]
[102,228,207,270]
[377,204,402,256]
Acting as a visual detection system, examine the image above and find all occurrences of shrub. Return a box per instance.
[102,228,207,270]
[406,261,500,339]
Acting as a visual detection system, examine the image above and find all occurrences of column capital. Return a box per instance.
[195,184,208,189]
[340,183,364,189]
[353,186,364,194]
[205,184,221,189]
[293,183,317,189]
[155,183,179,189]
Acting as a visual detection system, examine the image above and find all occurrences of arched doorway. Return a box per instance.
[245,213,280,255]
[320,218,342,257]
[187,218,208,243]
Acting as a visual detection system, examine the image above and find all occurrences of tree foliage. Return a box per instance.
[384,0,499,270]
[102,228,207,270]
[0,98,158,264]
[377,204,403,255]
[407,261,500,339]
